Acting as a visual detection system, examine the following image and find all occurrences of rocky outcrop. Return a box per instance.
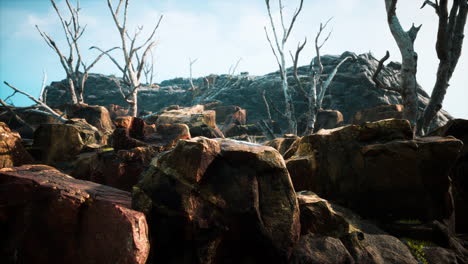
[45,52,452,132]
[133,137,300,263]
[32,119,105,165]
[290,191,419,264]
[0,165,149,264]
[264,134,300,156]
[430,119,468,234]
[286,119,463,223]
[0,107,63,139]
[0,122,33,168]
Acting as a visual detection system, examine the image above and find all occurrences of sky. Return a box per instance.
[0,0,467,118]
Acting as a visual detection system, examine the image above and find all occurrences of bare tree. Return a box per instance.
[417,0,467,134]
[381,0,422,130]
[188,58,198,90]
[264,0,304,134]
[143,50,156,85]
[290,20,353,135]
[3,81,68,122]
[92,0,163,117]
[36,0,116,104]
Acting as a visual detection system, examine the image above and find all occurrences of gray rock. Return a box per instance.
[44,52,451,132]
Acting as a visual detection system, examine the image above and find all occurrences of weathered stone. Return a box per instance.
[0,165,149,264]
[264,134,300,156]
[314,109,344,132]
[430,119,468,234]
[288,119,462,222]
[61,103,114,134]
[0,122,33,168]
[351,104,404,124]
[291,191,419,264]
[32,119,105,164]
[107,104,129,120]
[133,137,300,263]
[72,147,158,192]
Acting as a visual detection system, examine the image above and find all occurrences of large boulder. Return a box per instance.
[430,119,468,234]
[133,137,300,263]
[112,116,191,151]
[157,105,224,138]
[61,103,114,135]
[264,134,300,156]
[72,147,158,192]
[0,122,33,168]
[290,191,418,264]
[0,107,63,139]
[0,165,149,264]
[287,119,463,223]
[32,119,105,165]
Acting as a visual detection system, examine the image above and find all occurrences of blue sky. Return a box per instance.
[1,0,467,118]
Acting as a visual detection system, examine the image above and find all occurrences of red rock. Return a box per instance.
[0,164,149,264]
[107,104,129,120]
[0,122,33,168]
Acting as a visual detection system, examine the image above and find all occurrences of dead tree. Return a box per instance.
[3,81,68,122]
[264,0,304,135]
[189,58,198,90]
[290,20,353,135]
[92,0,163,117]
[143,51,155,85]
[36,0,116,104]
[383,0,422,130]
[417,0,467,134]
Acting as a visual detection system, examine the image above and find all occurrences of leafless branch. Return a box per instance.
[3,81,67,122]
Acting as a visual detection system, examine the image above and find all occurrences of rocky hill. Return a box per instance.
[44,51,451,131]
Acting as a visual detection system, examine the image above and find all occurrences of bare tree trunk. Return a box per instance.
[417,0,467,134]
[385,0,421,130]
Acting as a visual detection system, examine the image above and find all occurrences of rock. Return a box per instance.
[157,105,224,138]
[112,116,191,151]
[0,122,33,168]
[430,119,468,234]
[223,124,263,138]
[287,119,462,222]
[351,104,404,124]
[221,106,247,129]
[290,191,419,264]
[72,147,158,192]
[133,137,300,263]
[45,52,452,132]
[107,104,129,120]
[0,107,63,139]
[32,119,105,165]
[290,235,354,264]
[0,164,149,264]
[264,134,300,156]
[61,103,114,134]
[298,110,343,132]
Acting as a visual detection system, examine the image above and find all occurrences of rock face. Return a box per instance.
[45,52,451,132]
[0,165,149,264]
[32,119,105,164]
[133,137,300,263]
[0,122,33,168]
[290,191,418,264]
[287,119,463,222]
[0,107,63,139]
[430,119,468,233]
